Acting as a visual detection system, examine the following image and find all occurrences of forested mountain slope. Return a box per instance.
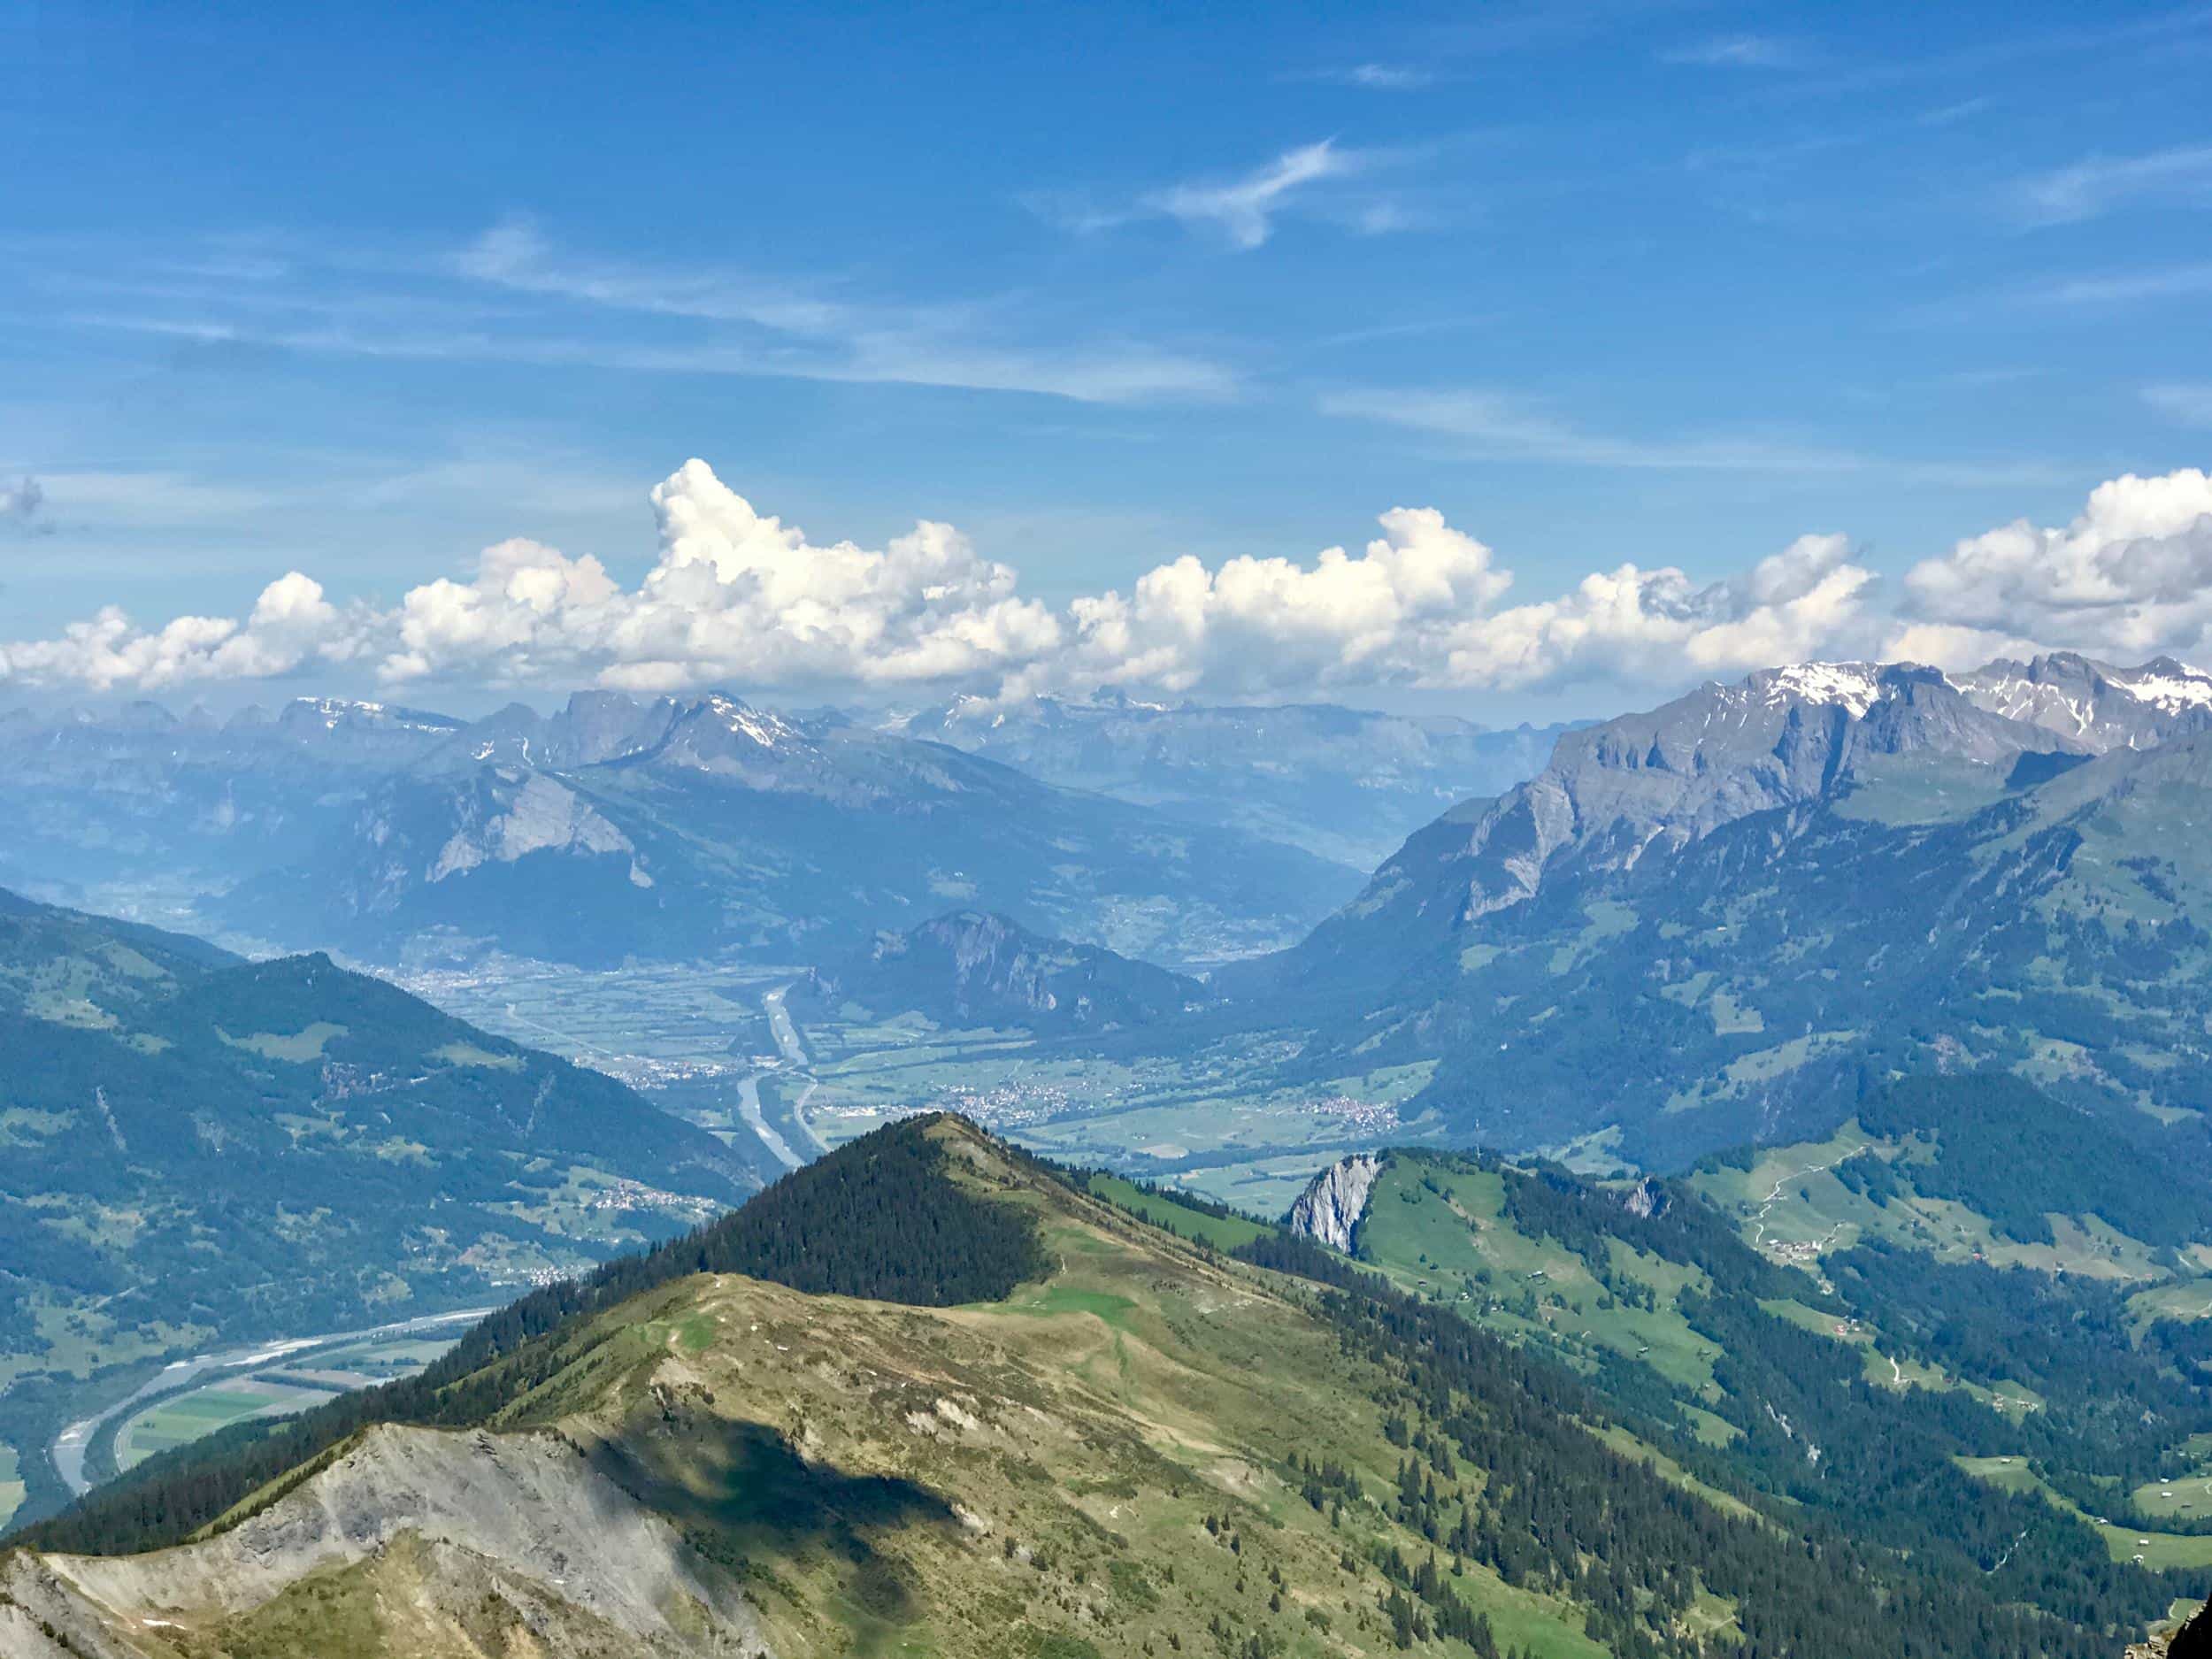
[1283,1133,2212,1653]
[802,910,1201,1034]
[3,1117,2163,1657]
[0,889,756,1528]
[1233,663,2212,1165]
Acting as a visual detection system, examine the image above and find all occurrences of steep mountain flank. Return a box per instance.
[807,910,1199,1033]
[905,691,1577,867]
[1235,664,2212,1164]
[207,691,1359,969]
[1954,652,2212,750]
[0,691,1358,971]
[4,1118,2139,1657]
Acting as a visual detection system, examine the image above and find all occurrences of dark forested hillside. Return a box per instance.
[1278,1140,2206,1654]
[0,888,757,1528]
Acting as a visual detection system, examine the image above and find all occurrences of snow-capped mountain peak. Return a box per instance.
[1951,653,2212,749]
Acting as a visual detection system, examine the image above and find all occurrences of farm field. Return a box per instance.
[1955,1456,2212,1569]
[395,953,1434,1219]
[1687,1123,2170,1279]
[1353,1153,1730,1407]
[116,1381,336,1473]
[795,1004,1431,1214]
[89,1322,472,1486]
[0,1442,21,1532]
[387,955,798,1188]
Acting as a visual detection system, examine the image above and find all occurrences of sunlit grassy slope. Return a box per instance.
[13,1119,1615,1658]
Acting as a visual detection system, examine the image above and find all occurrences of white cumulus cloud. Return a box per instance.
[13,460,2212,708]
[1893,468,2212,664]
[0,572,365,690]
[1439,535,1876,689]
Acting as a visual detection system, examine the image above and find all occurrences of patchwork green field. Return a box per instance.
[1686,1119,2173,1279]
[0,1443,21,1532]
[392,953,1442,1218]
[1956,1456,2212,1570]
[793,1004,1434,1214]
[1353,1154,1729,1408]
[2131,1468,2212,1523]
[117,1382,336,1473]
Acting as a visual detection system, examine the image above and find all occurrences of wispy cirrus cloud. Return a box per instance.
[1030,138,1417,251]
[1319,386,1858,472]
[1316,385,2062,486]
[2145,384,2212,426]
[2016,143,2212,226]
[2022,261,2212,305]
[1281,62,1437,90]
[1661,33,1810,69]
[49,220,1238,407]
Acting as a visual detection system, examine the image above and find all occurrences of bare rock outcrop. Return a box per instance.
[1285,1154,1386,1252]
[29,1424,767,1657]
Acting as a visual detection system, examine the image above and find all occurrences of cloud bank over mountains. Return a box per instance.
[4,460,2209,703]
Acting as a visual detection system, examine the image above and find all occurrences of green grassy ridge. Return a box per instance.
[19,1115,2144,1656]
[1071,1171,1274,1251]
[13,1115,1048,1557]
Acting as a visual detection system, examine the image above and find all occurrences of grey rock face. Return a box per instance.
[1952,652,2212,751]
[1286,1154,1386,1252]
[29,1424,765,1656]
[1314,663,2081,949]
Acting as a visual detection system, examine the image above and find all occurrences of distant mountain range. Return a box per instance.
[0,690,1362,971]
[899,690,1577,868]
[11,653,2212,1172]
[1233,653,2212,1166]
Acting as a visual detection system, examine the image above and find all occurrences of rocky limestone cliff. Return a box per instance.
[1285,1154,1386,1253]
[8,1423,766,1658]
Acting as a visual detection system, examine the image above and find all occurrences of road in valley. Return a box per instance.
[50,1305,495,1498]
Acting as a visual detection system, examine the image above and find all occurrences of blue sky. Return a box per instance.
[4,0,2211,718]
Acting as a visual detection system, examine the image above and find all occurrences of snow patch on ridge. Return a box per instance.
[2113,666,2212,713]
[1754,663,1887,718]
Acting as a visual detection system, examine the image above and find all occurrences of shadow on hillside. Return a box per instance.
[594,1414,955,1623]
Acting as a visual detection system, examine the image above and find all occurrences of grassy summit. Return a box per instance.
[5,1117,2139,1657]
